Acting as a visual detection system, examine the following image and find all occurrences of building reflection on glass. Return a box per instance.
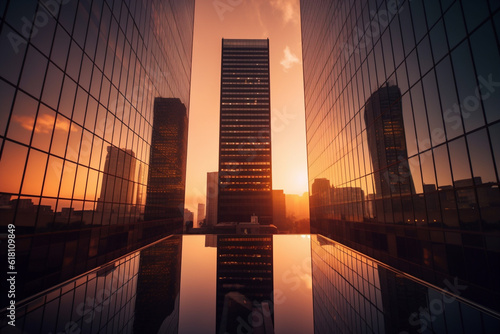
[144,98,188,229]
[302,0,500,312]
[216,235,274,334]
[4,234,499,333]
[0,0,195,305]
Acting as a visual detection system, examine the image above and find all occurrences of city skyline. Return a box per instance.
[185,0,308,216]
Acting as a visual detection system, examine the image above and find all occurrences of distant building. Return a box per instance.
[217,39,273,225]
[184,209,194,231]
[197,203,205,226]
[272,190,287,232]
[206,172,219,226]
[145,98,188,228]
[97,146,137,224]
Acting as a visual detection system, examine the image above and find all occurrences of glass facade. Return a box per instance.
[0,0,194,304]
[4,234,498,333]
[218,39,273,225]
[301,0,500,311]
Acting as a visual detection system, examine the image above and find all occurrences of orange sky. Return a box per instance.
[184,0,309,215]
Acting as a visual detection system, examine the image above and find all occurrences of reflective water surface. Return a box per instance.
[2,234,499,333]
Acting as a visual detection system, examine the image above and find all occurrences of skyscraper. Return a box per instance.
[197,203,205,225]
[301,0,500,311]
[144,98,188,228]
[206,171,219,226]
[0,0,195,304]
[217,39,273,225]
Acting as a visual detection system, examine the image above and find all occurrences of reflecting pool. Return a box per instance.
[1,235,499,333]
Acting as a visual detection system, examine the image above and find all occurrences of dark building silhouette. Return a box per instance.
[0,0,195,307]
[133,236,182,333]
[301,0,500,312]
[144,98,188,229]
[365,85,414,198]
[217,39,273,225]
[206,171,219,226]
[272,190,286,232]
[216,235,274,333]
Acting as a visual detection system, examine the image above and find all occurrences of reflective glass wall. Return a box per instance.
[0,0,194,304]
[301,0,500,311]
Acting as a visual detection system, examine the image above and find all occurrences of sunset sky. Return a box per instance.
[184,0,308,215]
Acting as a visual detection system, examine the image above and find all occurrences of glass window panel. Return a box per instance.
[0,24,28,85]
[50,24,71,70]
[85,4,100,60]
[410,0,427,43]
[420,149,436,189]
[0,79,16,136]
[444,2,466,49]
[58,0,77,33]
[423,0,441,27]
[469,22,500,124]
[21,149,48,196]
[59,161,77,198]
[32,105,55,152]
[4,0,38,35]
[7,91,38,145]
[448,137,472,183]
[50,115,70,157]
[396,63,409,94]
[436,56,463,139]
[429,21,448,63]
[417,36,432,76]
[72,87,87,126]
[66,41,83,81]
[408,156,423,194]
[467,130,496,184]
[66,122,82,162]
[100,77,111,108]
[74,165,88,200]
[422,71,445,147]
[30,7,57,57]
[461,0,489,32]
[94,104,107,138]
[406,50,420,87]
[90,65,102,99]
[73,0,90,48]
[104,111,115,142]
[42,155,63,197]
[84,96,98,131]
[399,1,415,55]
[90,136,103,170]
[433,144,453,188]
[410,83,430,152]
[0,141,28,193]
[58,76,77,119]
[79,54,93,91]
[15,195,40,228]
[451,41,485,132]
[42,63,64,110]
[86,168,99,201]
[382,30,394,77]
[19,45,48,99]
[79,130,93,166]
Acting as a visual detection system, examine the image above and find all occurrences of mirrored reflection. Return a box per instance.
[3,234,499,334]
[310,235,500,334]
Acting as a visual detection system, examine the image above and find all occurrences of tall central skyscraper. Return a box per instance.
[217,39,273,224]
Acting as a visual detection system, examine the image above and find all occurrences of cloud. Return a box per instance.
[270,0,299,25]
[280,46,300,71]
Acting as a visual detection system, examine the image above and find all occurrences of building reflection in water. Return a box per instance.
[2,234,499,333]
[216,235,274,334]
